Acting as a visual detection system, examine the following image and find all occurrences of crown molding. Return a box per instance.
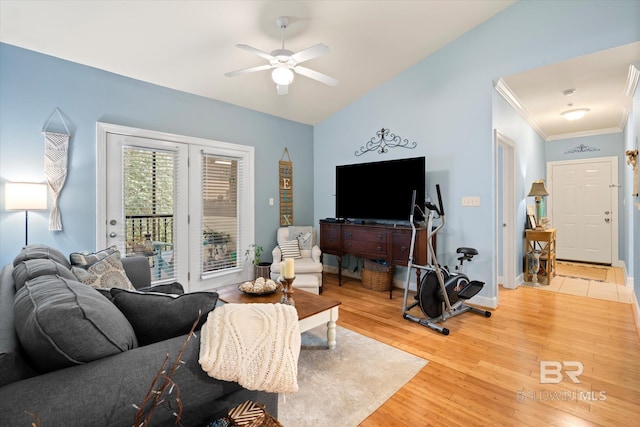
[494,78,547,140]
[546,126,622,141]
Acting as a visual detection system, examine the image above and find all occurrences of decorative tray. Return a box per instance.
[238,278,280,295]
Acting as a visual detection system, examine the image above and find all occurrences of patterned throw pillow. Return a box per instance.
[72,251,135,290]
[279,240,302,259]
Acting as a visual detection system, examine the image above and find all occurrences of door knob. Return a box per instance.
[109,232,117,238]
[604,218,610,223]
[109,219,117,225]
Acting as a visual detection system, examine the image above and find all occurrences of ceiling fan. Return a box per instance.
[225,16,339,95]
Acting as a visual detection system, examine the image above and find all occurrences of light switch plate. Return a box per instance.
[462,196,480,207]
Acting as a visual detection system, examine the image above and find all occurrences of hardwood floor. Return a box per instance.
[319,274,640,426]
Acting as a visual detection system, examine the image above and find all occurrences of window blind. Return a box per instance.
[123,146,178,282]
[201,153,242,275]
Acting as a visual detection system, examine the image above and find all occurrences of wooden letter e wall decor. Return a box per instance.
[279,148,293,225]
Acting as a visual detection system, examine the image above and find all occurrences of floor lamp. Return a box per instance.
[5,182,48,246]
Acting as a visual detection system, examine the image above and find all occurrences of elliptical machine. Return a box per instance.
[402,185,491,335]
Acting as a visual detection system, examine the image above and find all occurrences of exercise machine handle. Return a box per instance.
[425,184,444,217]
[435,184,444,216]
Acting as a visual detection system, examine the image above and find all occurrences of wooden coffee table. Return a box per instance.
[216,284,341,349]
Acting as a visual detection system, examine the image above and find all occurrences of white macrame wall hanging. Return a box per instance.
[42,108,70,231]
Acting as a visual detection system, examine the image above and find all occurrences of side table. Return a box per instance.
[525,228,557,284]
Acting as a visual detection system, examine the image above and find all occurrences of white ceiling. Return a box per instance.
[500,41,640,141]
[1,0,637,138]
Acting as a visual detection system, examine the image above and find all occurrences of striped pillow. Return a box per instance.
[279,240,302,259]
[70,246,118,267]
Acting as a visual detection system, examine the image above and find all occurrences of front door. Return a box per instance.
[548,157,617,264]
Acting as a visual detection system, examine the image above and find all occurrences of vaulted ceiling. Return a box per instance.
[1,1,637,139]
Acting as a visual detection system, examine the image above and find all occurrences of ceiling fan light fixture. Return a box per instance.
[272,66,294,85]
[561,108,590,121]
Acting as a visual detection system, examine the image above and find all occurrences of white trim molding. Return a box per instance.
[494,78,547,140]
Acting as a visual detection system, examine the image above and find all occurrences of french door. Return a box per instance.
[97,123,255,291]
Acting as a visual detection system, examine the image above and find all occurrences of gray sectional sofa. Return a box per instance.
[0,244,277,426]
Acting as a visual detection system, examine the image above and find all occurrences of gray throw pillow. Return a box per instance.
[14,275,138,373]
[12,258,76,291]
[12,244,70,269]
[110,288,218,346]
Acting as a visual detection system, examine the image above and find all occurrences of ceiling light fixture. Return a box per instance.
[271,65,294,86]
[561,108,590,121]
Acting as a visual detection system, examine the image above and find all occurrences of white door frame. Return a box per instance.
[494,130,517,289]
[96,122,256,291]
[547,156,619,266]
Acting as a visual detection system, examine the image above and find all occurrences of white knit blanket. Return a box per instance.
[199,303,301,393]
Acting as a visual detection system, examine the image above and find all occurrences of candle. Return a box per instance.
[284,258,295,278]
[280,261,286,278]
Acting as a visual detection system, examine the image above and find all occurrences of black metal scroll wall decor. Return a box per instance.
[355,128,417,156]
[564,144,600,154]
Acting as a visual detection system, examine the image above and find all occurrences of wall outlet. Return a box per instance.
[269,197,274,206]
[462,196,481,207]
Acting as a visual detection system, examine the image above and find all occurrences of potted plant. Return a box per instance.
[245,243,271,279]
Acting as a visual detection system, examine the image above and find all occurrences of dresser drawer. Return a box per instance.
[319,223,341,253]
[342,226,388,257]
[391,231,412,265]
[342,226,387,244]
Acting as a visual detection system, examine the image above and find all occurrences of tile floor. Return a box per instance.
[526,261,634,304]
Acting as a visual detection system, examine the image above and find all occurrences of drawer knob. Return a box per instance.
[376,246,382,251]
[347,243,352,248]
[377,234,383,240]
[400,246,407,252]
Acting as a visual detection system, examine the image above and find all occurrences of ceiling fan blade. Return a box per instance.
[290,44,329,64]
[235,44,275,61]
[225,64,273,78]
[294,66,339,86]
[277,84,289,95]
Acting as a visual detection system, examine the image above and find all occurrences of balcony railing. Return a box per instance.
[125,214,174,254]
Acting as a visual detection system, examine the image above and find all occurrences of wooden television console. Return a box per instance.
[319,220,428,298]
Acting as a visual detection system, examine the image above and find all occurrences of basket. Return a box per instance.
[225,400,282,427]
[362,260,393,292]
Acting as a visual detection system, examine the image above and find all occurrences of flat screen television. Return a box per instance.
[335,156,425,221]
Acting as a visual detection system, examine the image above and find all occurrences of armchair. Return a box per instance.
[270,226,323,294]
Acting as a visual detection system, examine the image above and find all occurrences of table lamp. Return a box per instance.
[5,182,48,245]
[527,180,549,229]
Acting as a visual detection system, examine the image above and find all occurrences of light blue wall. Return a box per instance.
[314,0,640,306]
[545,133,628,271]
[631,73,640,296]
[493,90,546,279]
[0,43,314,266]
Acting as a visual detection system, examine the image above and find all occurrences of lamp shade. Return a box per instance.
[527,180,549,197]
[272,65,294,85]
[5,182,48,210]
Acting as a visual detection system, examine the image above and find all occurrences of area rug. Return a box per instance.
[556,261,608,282]
[278,325,427,427]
